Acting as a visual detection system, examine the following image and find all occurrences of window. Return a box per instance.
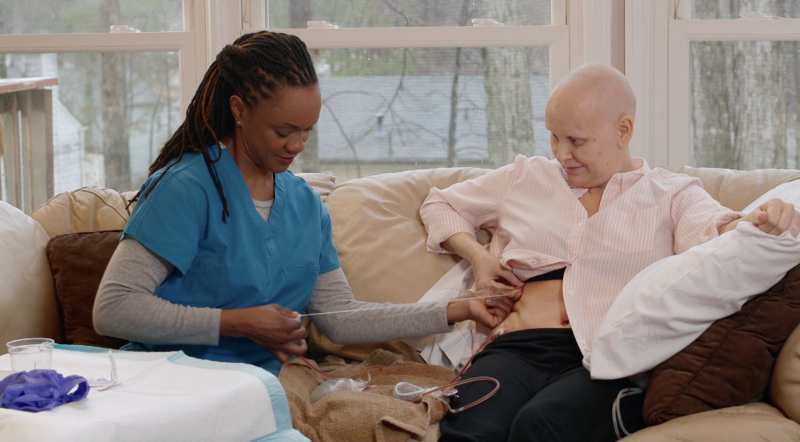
[266,1,551,28]
[252,0,569,179]
[665,0,800,170]
[0,0,206,213]
[0,1,578,210]
[0,0,184,34]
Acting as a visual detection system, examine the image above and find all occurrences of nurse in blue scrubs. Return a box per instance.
[94,31,515,376]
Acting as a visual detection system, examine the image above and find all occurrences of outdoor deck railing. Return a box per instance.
[0,77,57,214]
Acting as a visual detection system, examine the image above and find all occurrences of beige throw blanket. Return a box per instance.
[280,349,455,442]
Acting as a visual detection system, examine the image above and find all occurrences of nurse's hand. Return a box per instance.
[446,288,518,329]
[220,304,308,363]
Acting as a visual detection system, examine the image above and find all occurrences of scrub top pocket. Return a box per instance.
[283,265,320,287]
[191,260,267,308]
[279,265,320,305]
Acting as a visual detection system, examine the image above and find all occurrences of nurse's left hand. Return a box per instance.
[446,288,517,329]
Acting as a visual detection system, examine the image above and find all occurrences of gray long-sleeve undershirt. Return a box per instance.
[93,200,452,347]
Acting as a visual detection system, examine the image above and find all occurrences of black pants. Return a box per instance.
[439,329,645,442]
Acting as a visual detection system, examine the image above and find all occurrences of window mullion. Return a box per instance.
[263,26,568,49]
[672,18,800,40]
[0,32,194,53]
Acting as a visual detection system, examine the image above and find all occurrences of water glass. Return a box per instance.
[7,338,54,372]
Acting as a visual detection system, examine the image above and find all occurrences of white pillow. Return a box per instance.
[589,221,800,380]
[743,180,800,214]
[0,202,60,353]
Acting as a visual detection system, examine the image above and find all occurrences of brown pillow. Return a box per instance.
[45,230,128,349]
[643,263,800,425]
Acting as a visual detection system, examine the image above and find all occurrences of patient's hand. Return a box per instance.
[722,198,800,237]
[748,198,800,237]
[472,251,524,291]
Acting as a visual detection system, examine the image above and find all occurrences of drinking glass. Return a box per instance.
[7,338,54,371]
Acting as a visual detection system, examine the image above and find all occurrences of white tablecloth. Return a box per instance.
[0,345,308,442]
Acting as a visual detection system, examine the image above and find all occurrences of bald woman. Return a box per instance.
[421,63,799,442]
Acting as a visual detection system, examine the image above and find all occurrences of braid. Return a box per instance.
[128,31,318,222]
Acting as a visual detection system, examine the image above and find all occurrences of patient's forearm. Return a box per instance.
[442,232,489,262]
[307,268,452,344]
[720,218,744,235]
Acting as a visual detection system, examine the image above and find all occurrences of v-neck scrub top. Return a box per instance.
[122,144,340,373]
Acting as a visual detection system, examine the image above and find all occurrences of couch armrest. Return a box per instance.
[31,186,132,238]
[771,322,800,424]
[623,403,800,441]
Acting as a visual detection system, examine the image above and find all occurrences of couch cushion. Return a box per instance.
[325,167,490,305]
[311,168,490,359]
[31,186,134,238]
[45,230,128,349]
[664,166,800,211]
[0,202,61,354]
[625,403,800,442]
[31,175,332,240]
[295,173,336,202]
[642,263,800,425]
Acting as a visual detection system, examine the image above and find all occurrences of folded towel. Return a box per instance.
[281,349,454,442]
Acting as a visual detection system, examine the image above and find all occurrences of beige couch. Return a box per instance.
[2,166,800,441]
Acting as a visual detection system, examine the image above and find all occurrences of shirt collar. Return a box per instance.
[557,157,649,197]
[558,157,649,186]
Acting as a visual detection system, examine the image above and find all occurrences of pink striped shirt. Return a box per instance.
[421,155,742,355]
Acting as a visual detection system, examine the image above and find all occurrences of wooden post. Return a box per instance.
[0,77,58,212]
[23,89,54,210]
[9,95,21,210]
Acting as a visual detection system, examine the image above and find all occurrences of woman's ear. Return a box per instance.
[617,115,634,148]
[229,95,246,123]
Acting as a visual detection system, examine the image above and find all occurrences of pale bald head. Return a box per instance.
[545,63,637,189]
[550,63,636,124]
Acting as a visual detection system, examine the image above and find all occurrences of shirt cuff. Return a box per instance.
[715,211,745,235]
[425,212,478,254]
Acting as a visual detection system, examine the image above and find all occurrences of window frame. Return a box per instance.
[667,17,800,167]
[628,0,800,168]
[0,0,210,115]
[247,0,571,93]
[0,0,210,211]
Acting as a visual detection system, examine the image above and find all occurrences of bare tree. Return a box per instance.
[289,0,321,173]
[446,0,475,167]
[101,0,130,189]
[692,40,736,168]
[693,0,789,170]
[793,44,800,169]
[790,2,800,169]
[480,0,535,167]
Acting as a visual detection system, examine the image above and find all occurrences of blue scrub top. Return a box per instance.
[122,145,340,375]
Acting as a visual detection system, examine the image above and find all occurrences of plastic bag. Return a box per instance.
[310,378,369,403]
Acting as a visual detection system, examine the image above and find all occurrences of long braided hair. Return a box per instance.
[132,31,318,222]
